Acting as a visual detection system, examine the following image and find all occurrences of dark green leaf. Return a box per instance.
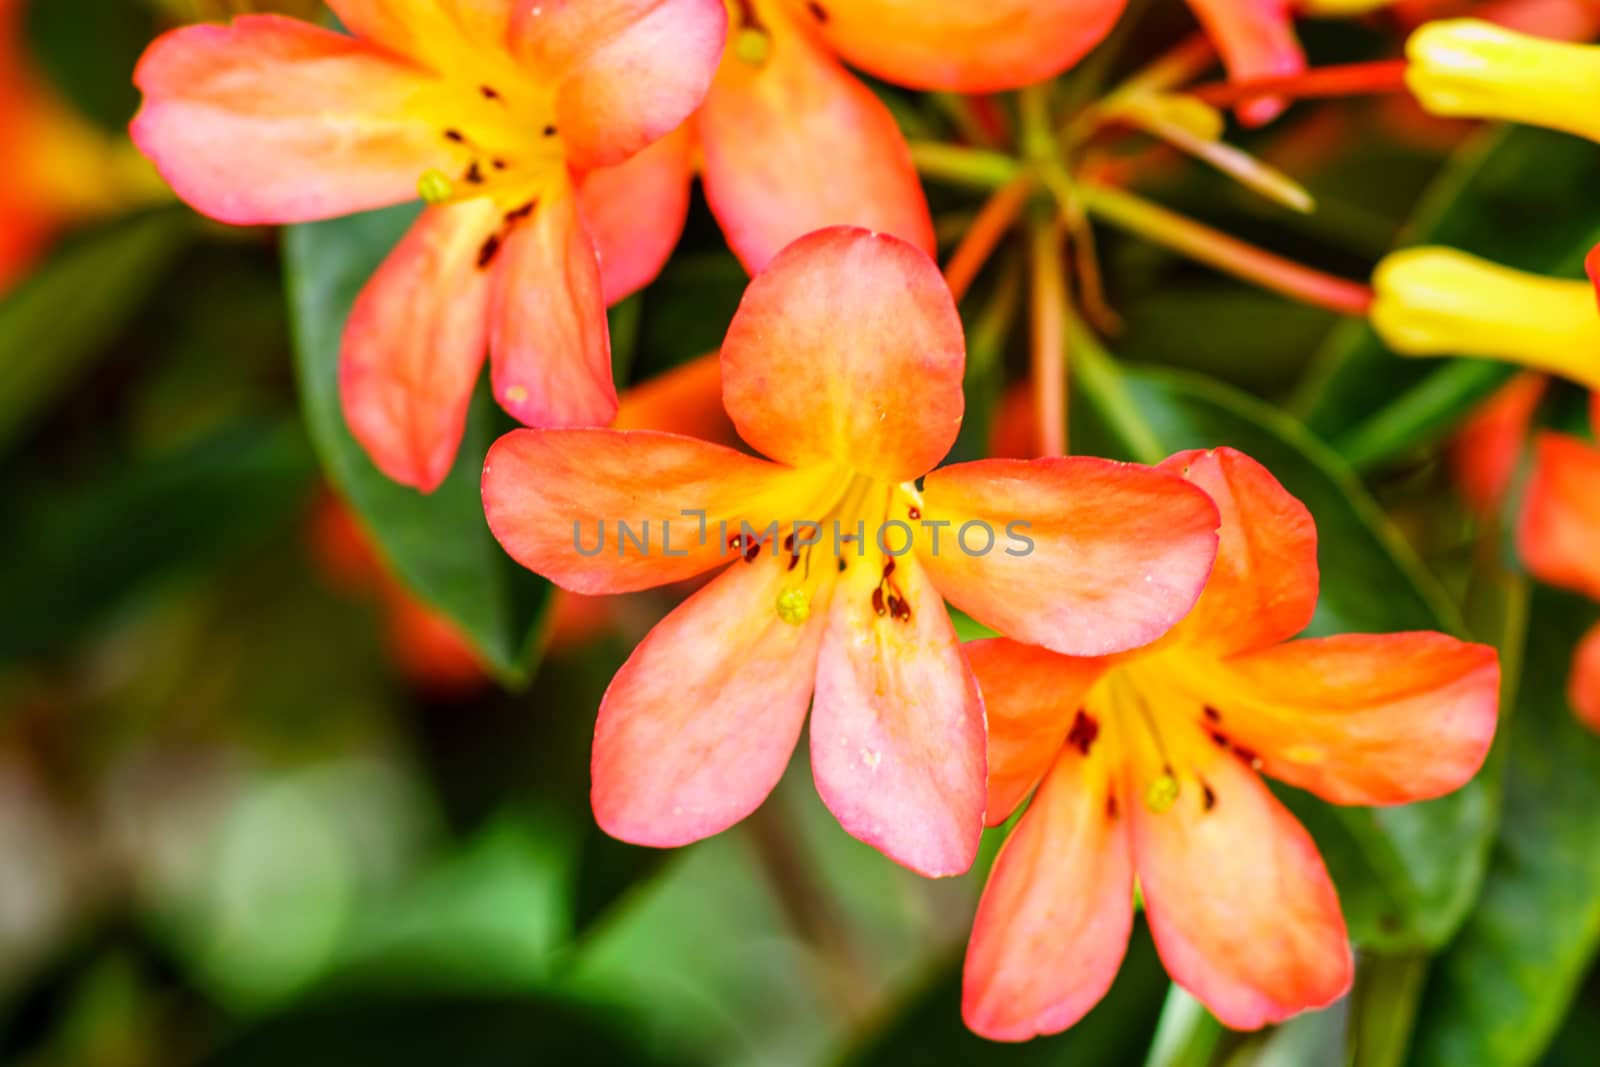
[0,419,314,662]
[1409,589,1600,1067]
[283,208,552,684]
[1293,125,1600,469]
[1072,337,1491,949]
[842,925,1169,1066]
[200,992,671,1067]
[0,209,192,454]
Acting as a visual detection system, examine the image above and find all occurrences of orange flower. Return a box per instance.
[1449,372,1546,519]
[1517,398,1600,733]
[482,229,1221,875]
[130,1,728,491]
[962,448,1499,1039]
[0,0,161,290]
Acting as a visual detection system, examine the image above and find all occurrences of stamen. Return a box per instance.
[480,85,503,102]
[726,532,762,563]
[477,233,503,269]
[417,169,454,205]
[464,161,485,185]
[1201,780,1217,811]
[444,129,466,144]
[1066,709,1100,756]
[806,1,829,21]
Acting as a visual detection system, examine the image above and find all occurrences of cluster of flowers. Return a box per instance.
[103,0,1600,1044]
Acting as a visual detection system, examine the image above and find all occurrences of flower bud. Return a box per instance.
[1371,246,1600,388]
[1406,19,1600,143]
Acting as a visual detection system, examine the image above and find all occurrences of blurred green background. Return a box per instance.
[4,1,1600,1065]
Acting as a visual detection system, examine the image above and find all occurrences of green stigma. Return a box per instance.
[417,168,455,205]
[1143,773,1180,814]
[776,587,810,626]
[734,27,771,67]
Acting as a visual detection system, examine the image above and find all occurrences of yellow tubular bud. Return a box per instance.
[1371,247,1600,389]
[1406,19,1600,143]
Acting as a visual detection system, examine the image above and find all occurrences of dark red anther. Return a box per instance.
[1232,743,1261,767]
[1066,709,1099,756]
[908,506,921,520]
[744,541,761,563]
[1208,730,1228,748]
[1203,705,1222,723]
[871,587,887,616]
[504,201,536,224]
[477,233,503,269]
[782,533,796,553]
[889,596,912,622]
[881,559,895,579]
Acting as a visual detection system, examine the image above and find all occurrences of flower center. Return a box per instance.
[1078,660,1250,818]
[413,76,566,211]
[727,471,925,628]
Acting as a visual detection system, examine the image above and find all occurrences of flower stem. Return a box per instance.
[1186,59,1409,109]
[745,803,877,1026]
[1078,181,1374,316]
[908,141,1023,189]
[1030,215,1069,457]
[945,173,1036,303]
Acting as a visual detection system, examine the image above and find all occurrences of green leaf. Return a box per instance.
[1072,336,1492,950]
[1408,588,1600,1067]
[0,209,192,454]
[283,208,552,684]
[1294,125,1600,469]
[200,992,670,1067]
[1346,953,1429,1067]
[0,419,314,662]
[1144,987,1224,1067]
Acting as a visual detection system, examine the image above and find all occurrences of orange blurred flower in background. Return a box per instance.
[0,0,163,291]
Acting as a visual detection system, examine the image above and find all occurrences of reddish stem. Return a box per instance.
[1030,219,1069,457]
[1187,59,1409,108]
[945,173,1036,303]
